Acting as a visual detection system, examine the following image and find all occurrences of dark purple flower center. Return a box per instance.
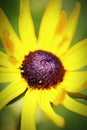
[20,50,65,89]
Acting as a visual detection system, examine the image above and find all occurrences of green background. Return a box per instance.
[0,0,87,130]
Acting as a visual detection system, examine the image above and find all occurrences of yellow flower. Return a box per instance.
[0,0,87,130]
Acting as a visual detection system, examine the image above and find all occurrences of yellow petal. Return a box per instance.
[43,86,66,105]
[0,71,22,83]
[0,50,8,59]
[38,90,65,127]
[0,9,25,62]
[0,79,27,110]
[42,88,58,103]
[21,90,38,130]
[61,71,87,92]
[50,11,67,53]
[56,11,67,34]
[0,51,14,67]
[62,94,87,116]
[0,57,13,67]
[19,0,37,54]
[0,51,20,68]
[52,86,66,105]
[0,67,19,72]
[57,2,81,56]
[38,0,62,51]
[61,39,87,70]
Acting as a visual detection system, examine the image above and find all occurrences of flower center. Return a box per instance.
[20,50,65,89]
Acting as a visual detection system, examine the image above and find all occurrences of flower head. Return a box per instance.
[0,0,87,130]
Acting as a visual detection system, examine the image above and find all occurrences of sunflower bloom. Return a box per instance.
[0,0,87,130]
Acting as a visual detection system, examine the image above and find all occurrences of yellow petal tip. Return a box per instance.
[59,117,65,128]
[75,1,81,10]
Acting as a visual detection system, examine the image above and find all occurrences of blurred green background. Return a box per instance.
[0,0,87,130]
